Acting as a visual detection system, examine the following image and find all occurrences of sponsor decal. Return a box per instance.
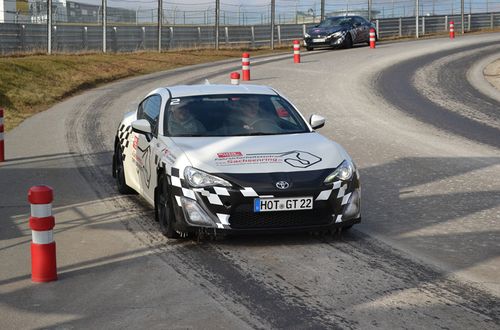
[217,152,243,158]
[132,136,138,150]
[214,150,321,168]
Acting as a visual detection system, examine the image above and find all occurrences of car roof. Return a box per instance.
[166,84,278,98]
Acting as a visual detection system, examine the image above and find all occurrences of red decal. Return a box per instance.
[133,136,138,149]
[217,152,243,158]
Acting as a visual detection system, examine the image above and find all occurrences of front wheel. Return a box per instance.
[343,34,353,49]
[157,177,180,239]
[306,46,313,51]
[114,144,134,194]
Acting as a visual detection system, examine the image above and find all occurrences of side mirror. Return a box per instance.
[131,119,152,135]
[309,114,325,130]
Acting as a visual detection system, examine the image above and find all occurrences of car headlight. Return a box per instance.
[331,31,343,37]
[324,160,354,183]
[304,32,310,38]
[184,166,231,188]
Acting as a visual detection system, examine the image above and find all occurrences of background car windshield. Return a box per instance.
[318,17,352,27]
[165,94,310,137]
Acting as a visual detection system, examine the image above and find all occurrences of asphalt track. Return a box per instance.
[1,33,499,329]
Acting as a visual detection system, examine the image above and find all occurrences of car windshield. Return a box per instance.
[318,17,353,28]
[164,94,310,137]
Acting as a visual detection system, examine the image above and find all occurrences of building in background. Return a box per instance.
[28,0,135,24]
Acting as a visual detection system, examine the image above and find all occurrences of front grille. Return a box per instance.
[229,208,333,229]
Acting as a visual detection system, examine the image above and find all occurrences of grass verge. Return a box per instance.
[0,48,286,131]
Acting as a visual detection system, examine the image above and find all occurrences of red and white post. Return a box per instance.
[230,72,240,85]
[369,28,376,49]
[28,185,57,282]
[242,52,250,81]
[293,40,301,63]
[449,21,455,39]
[0,108,4,162]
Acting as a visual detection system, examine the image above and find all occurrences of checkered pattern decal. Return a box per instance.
[315,180,352,223]
[165,165,355,229]
[118,124,133,150]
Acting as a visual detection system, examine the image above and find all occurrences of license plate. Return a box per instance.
[254,197,313,212]
[312,38,326,43]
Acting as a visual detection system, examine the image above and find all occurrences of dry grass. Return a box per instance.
[0,48,286,131]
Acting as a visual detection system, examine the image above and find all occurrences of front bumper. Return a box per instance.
[169,169,361,233]
[304,33,346,48]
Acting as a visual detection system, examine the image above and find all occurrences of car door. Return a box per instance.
[135,94,162,204]
[352,17,365,43]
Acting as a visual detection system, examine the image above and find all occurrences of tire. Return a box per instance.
[306,46,313,51]
[342,224,354,231]
[114,143,134,195]
[343,33,353,49]
[157,176,180,239]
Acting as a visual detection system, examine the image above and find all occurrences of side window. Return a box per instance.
[141,95,162,134]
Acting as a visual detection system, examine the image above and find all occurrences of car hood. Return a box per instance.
[164,133,347,174]
[308,26,345,36]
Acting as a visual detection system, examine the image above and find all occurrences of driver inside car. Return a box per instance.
[168,104,205,136]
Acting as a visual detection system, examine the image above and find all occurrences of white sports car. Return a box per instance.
[113,84,361,238]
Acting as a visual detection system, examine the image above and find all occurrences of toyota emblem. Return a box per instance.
[276,181,290,190]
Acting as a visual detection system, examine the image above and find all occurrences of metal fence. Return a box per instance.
[1,0,500,54]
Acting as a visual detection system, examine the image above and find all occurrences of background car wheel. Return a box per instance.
[343,34,353,49]
[306,46,313,51]
[114,144,134,195]
[157,177,180,239]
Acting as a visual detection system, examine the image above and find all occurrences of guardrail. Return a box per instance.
[1,12,499,54]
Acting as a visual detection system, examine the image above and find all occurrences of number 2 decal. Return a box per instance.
[170,98,180,105]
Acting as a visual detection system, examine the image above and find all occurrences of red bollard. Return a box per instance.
[28,186,57,282]
[0,108,4,162]
[293,40,301,63]
[242,53,250,81]
[369,28,376,49]
[449,21,455,39]
[230,72,240,85]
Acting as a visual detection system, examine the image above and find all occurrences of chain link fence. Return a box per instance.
[1,0,499,54]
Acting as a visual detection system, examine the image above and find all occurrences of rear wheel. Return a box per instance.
[114,143,134,194]
[157,177,180,239]
[306,46,313,51]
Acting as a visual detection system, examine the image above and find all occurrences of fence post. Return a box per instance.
[277,25,281,45]
[47,0,52,54]
[215,0,220,50]
[445,15,448,31]
[224,26,229,46]
[422,16,425,35]
[270,0,275,49]
[491,13,494,29]
[158,0,162,52]
[112,27,117,52]
[251,26,255,48]
[83,26,88,51]
[52,26,57,52]
[141,26,146,50]
[197,27,202,46]
[102,0,107,53]
[468,13,471,31]
[169,26,174,49]
[399,17,402,37]
[376,19,379,36]
[302,24,306,37]
[20,24,26,51]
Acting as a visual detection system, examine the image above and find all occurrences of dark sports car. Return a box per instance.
[304,16,377,51]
